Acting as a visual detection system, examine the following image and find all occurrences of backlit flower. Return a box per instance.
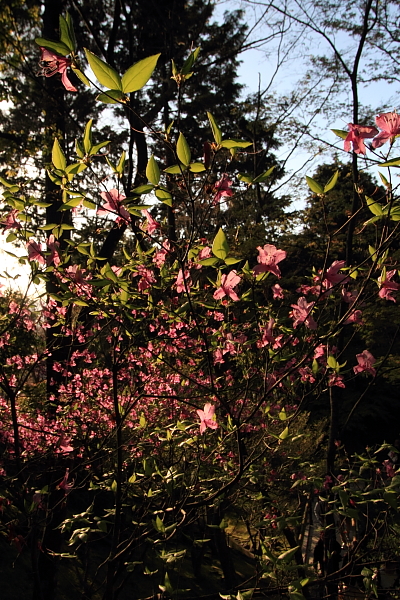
[253,244,286,278]
[196,403,218,434]
[344,123,378,155]
[39,48,77,92]
[372,111,400,148]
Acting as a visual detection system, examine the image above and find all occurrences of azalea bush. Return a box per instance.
[0,13,400,600]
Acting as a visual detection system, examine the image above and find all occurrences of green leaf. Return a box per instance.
[146,155,160,185]
[52,138,66,171]
[277,546,299,562]
[181,47,200,75]
[380,157,400,167]
[121,53,160,93]
[225,257,241,265]
[83,119,93,154]
[83,199,96,210]
[220,139,252,149]
[96,89,126,104]
[378,171,390,188]
[207,112,222,144]
[84,49,122,90]
[65,13,76,52]
[35,37,70,56]
[90,141,111,155]
[324,170,339,193]
[164,164,185,174]
[59,15,75,53]
[155,189,172,206]
[212,228,229,260]
[189,162,206,173]
[306,176,323,194]
[176,133,191,166]
[131,184,154,194]
[237,173,253,184]
[331,128,348,140]
[71,66,90,87]
[279,426,289,440]
[366,196,383,216]
[116,151,126,174]
[327,355,338,370]
[253,166,275,184]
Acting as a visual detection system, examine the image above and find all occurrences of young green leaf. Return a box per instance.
[176,133,191,166]
[96,89,126,104]
[35,37,70,56]
[116,151,126,175]
[181,47,200,75]
[84,49,122,90]
[121,53,160,93]
[323,170,339,193]
[83,119,93,154]
[306,176,324,194]
[379,157,400,167]
[146,155,160,185]
[253,166,275,184]
[52,138,66,171]
[207,112,222,144]
[189,162,206,173]
[212,228,229,260]
[59,15,75,53]
[71,66,89,87]
[366,196,383,216]
[220,139,252,149]
[277,546,299,562]
[331,128,348,140]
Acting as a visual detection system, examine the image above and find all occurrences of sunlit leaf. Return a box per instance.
[84,49,122,90]
[121,53,160,93]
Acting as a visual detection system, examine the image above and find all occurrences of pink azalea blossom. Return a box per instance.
[272,283,284,299]
[39,48,77,92]
[344,123,378,155]
[2,209,21,232]
[27,240,45,265]
[253,244,286,278]
[353,350,376,376]
[323,260,349,289]
[213,174,233,206]
[290,297,317,330]
[196,403,218,434]
[328,373,345,388]
[372,112,400,148]
[378,269,400,302]
[344,309,363,325]
[58,468,74,494]
[198,246,212,260]
[213,270,241,301]
[141,209,160,235]
[98,189,130,224]
[175,269,191,293]
[47,234,60,267]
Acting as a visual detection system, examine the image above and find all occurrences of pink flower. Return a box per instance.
[272,283,284,299]
[372,112,400,148]
[98,189,130,224]
[328,373,345,388]
[213,270,241,301]
[39,48,77,92]
[2,209,21,232]
[198,246,212,260]
[353,350,376,376]
[344,309,363,325]
[196,403,218,434]
[253,244,286,278]
[175,269,191,293]
[213,174,233,206]
[290,297,317,330]
[58,468,74,494]
[27,240,45,265]
[141,209,160,235]
[344,123,378,155]
[47,234,60,267]
[378,269,400,302]
[323,260,349,289]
